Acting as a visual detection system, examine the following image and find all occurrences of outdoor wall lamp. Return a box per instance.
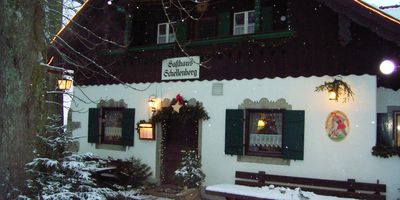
[57,79,72,90]
[148,96,157,113]
[57,70,74,90]
[380,59,398,75]
[328,89,338,101]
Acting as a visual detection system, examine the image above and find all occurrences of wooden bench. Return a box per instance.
[206,171,386,200]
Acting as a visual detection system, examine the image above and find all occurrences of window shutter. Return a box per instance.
[377,113,389,146]
[225,109,244,155]
[88,108,100,143]
[261,7,273,32]
[282,110,304,160]
[145,21,156,44]
[175,22,187,42]
[122,108,135,146]
[218,12,231,36]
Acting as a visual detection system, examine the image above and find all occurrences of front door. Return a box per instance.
[162,119,198,184]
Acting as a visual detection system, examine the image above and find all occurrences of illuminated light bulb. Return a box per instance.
[328,90,337,101]
[379,60,396,75]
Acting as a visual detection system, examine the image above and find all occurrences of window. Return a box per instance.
[376,110,400,148]
[225,109,304,160]
[233,10,255,35]
[395,112,400,147]
[245,109,283,157]
[101,108,123,145]
[157,22,176,44]
[88,107,135,146]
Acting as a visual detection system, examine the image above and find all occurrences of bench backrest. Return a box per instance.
[235,171,386,200]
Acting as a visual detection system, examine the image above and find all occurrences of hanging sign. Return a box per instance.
[161,56,200,80]
[325,111,350,142]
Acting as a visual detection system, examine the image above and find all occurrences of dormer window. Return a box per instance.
[233,10,255,35]
[157,22,176,44]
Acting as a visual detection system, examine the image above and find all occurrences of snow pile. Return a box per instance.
[206,184,356,200]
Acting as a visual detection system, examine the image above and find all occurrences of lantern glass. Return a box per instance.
[139,123,155,140]
[58,79,72,90]
[148,97,157,112]
[328,90,337,100]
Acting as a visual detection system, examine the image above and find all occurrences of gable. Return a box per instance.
[49,0,400,89]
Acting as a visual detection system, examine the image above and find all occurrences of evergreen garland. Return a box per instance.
[372,145,400,158]
[315,76,355,103]
[151,97,209,123]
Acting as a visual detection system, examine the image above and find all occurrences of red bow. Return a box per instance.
[176,94,183,105]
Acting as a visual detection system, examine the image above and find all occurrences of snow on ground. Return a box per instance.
[206,184,356,200]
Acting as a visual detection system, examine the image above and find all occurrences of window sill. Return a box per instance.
[237,155,290,166]
[103,31,294,55]
[95,143,127,151]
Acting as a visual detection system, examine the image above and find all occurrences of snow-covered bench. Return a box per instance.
[205,171,386,200]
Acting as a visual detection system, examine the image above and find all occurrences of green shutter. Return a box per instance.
[88,108,100,143]
[254,0,261,32]
[218,12,231,36]
[282,110,305,160]
[175,21,187,42]
[225,109,244,155]
[122,108,135,146]
[261,7,273,32]
[377,113,389,146]
[124,14,132,46]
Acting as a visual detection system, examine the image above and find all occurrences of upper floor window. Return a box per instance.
[233,10,255,35]
[157,22,176,44]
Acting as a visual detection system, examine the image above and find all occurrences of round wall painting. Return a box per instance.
[325,111,350,142]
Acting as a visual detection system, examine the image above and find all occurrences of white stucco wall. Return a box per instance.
[72,75,400,199]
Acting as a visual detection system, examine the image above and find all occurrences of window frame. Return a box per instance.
[244,109,284,157]
[394,111,400,147]
[233,10,255,35]
[157,22,176,44]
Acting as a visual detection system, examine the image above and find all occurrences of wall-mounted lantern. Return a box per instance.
[148,96,157,113]
[138,122,155,140]
[315,77,354,103]
[57,79,72,90]
[57,70,74,91]
[328,89,338,101]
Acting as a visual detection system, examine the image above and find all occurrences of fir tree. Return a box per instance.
[174,150,205,188]
[22,114,115,199]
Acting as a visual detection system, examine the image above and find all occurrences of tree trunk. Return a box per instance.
[0,1,47,198]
